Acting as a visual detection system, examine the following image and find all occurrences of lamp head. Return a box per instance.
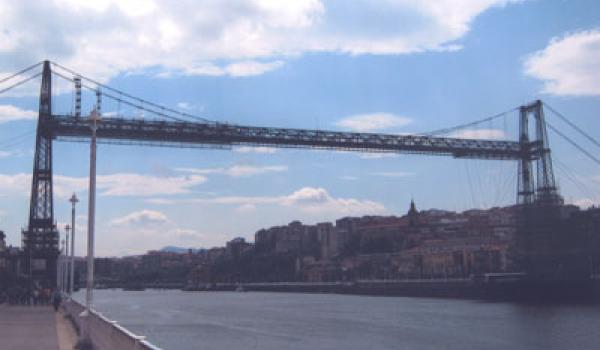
[89,108,101,122]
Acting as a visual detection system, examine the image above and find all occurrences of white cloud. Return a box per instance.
[53,175,87,198]
[103,210,205,255]
[96,173,207,196]
[450,128,506,140]
[0,167,281,200]
[283,187,330,206]
[336,151,403,161]
[359,153,398,160]
[175,101,205,111]
[234,146,278,154]
[0,172,207,198]
[0,150,14,158]
[335,113,412,132]
[164,60,285,77]
[145,198,176,205]
[192,186,386,215]
[524,29,600,96]
[284,187,387,215]
[0,173,30,195]
[176,165,287,177]
[0,105,37,123]
[110,209,170,226]
[177,102,191,110]
[235,203,257,213]
[0,0,517,81]
[224,60,285,77]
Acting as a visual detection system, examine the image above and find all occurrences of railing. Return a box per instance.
[63,299,162,350]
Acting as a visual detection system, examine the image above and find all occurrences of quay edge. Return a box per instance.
[183,276,600,302]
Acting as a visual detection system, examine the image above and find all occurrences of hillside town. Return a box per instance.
[2,201,600,291]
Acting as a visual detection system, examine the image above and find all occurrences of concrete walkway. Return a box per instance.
[0,304,76,349]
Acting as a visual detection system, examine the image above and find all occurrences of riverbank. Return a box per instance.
[187,279,476,297]
[183,278,600,301]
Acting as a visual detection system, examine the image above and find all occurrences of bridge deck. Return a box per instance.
[48,115,526,160]
[0,305,76,350]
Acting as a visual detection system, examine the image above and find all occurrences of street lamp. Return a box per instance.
[69,193,79,297]
[59,239,65,293]
[84,106,100,314]
[64,225,70,294]
[79,105,100,348]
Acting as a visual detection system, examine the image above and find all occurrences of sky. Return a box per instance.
[0,0,599,256]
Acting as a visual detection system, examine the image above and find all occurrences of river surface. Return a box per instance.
[75,290,600,350]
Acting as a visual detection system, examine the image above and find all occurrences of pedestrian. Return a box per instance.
[51,289,62,312]
[43,288,51,305]
[33,288,39,306]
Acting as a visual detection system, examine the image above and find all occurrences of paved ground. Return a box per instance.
[56,308,78,350]
[0,304,76,350]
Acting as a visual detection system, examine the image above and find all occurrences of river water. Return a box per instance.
[75,290,600,350]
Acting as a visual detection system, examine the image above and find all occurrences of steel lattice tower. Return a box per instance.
[22,61,59,287]
[516,100,563,206]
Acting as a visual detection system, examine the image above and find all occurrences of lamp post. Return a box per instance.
[69,194,78,297]
[84,107,99,314]
[65,224,70,295]
[79,106,100,347]
[59,239,65,293]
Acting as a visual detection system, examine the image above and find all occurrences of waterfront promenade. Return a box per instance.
[0,305,76,350]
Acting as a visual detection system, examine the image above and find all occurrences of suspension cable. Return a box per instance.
[51,70,192,123]
[554,156,600,199]
[543,102,600,149]
[423,107,518,136]
[0,129,36,148]
[50,61,214,123]
[0,62,43,85]
[546,120,600,167]
[0,72,42,95]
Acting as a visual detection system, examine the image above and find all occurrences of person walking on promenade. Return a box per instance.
[33,288,40,305]
[25,286,32,305]
[51,289,62,311]
[43,287,51,305]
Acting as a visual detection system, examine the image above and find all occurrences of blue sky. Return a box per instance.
[0,0,599,255]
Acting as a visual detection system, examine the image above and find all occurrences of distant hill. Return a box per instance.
[160,246,205,254]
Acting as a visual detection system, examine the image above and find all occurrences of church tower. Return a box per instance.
[407,199,419,226]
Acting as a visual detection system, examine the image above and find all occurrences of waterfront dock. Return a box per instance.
[0,305,76,350]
